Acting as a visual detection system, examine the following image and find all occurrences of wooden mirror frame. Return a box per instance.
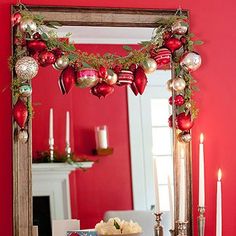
[11,5,192,236]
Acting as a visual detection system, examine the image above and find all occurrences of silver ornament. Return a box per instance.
[166,79,173,91]
[77,68,99,88]
[19,19,37,33]
[172,20,188,35]
[141,58,157,74]
[19,84,32,97]
[53,56,69,70]
[104,70,118,85]
[15,56,39,81]
[178,132,192,143]
[173,77,186,91]
[18,129,29,143]
[180,52,202,72]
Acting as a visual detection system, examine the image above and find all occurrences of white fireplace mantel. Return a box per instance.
[32,163,76,220]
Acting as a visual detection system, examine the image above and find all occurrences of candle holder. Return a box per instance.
[169,229,175,236]
[65,144,71,159]
[198,206,205,236]
[177,221,188,236]
[154,212,163,236]
[49,138,54,162]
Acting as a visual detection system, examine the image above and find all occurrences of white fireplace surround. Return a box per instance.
[32,163,76,220]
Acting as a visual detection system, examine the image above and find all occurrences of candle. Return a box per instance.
[168,175,174,230]
[96,126,108,149]
[199,133,205,207]
[49,108,54,144]
[216,169,222,236]
[179,153,186,222]
[153,158,160,213]
[66,111,70,146]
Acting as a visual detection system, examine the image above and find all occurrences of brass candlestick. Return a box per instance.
[65,144,71,159]
[198,206,205,236]
[169,229,175,236]
[49,138,54,162]
[154,212,163,236]
[177,221,188,236]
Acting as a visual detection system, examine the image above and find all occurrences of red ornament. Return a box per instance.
[180,36,187,45]
[165,37,182,53]
[91,82,114,98]
[58,66,76,95]
[153,48,171,69]
[98,66,108,79]
[169,95,185,106]
[38,51,56,67]
[27,40,47,53]
[168,115,173,128]
[130,82,139,96]
[113,64,123,74]
[51,48,63,59]
[13,98,28,129]
[11,12,22,26]
[33,32,42,40]
[134,66,148,95]
[176,112,194,131]
[163,31,172,40]
[129,63,137,72]
[117,70,134,86]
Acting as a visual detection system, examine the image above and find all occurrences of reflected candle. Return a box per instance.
[153,158,160,213]
[66,111,70,146]
[49,108,54,145]
[199,133,205,207]
[95,125,108,149]
[168,175,174,230]
[216,169,222,236]
[179,150,186,222]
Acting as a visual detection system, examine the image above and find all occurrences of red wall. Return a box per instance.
[1,0,236,235]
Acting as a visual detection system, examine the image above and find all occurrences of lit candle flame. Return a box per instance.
[218,169,222,181]
[200,133,204,144]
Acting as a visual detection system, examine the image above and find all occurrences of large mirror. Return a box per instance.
[12,6,193,236]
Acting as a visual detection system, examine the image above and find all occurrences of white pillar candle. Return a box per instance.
[49,108,54,145]
[199,133,205,207]
[66,111,70,146]
[216,169,222,236]
[153,158,160,213]
[168,175,174,230]
[179,152,186,222]
[97,126,108,149]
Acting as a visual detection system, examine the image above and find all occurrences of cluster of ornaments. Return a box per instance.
[12,11,201,142]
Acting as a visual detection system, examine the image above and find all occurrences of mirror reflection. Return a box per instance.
[31,26,172,236]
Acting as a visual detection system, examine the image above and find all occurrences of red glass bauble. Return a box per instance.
[91,82,114,98]
[168,115,173,128]
[169,95,185,106]
[38,51,56,67]
[13,98,28,129]
[164,37,182,53]
[113,64,123,74]
[27,40,47,53]
[11,12,22,26]
[134,66,148,95]
[129,63,137,72]
[130,82,139,96]
[98,66,108,79]
[58,66,76,95]
[33,32,42,40]
[51,48,63,59]
[176,112,194,131]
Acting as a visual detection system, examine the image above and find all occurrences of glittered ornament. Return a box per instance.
[18,129,29,143]
[11,12,22,26]
[178,131,192,143]
[165,37,182,53]
[91,82,114,98]
[169,95,185,106]
[117,70,134,86]
[134,66,148,95]
[53,56,69,70]
[180,52,202,72]
[98,66,108,79]
[104,70,117,85]
[176,112,194,131]
[77,68,99,88]
[141,58,157,74]
[27,40,47,53]
[172,77,186,92]
[15,56,39,81]
[13,99,28,129]
[38,51,56,67]
[153,48,172,69]
[19,84,32,97]
[59,66,76,94]
[19,19,37,33]
[172,19,189,35]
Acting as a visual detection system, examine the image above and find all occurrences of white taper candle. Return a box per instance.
[216,169,222,236]
[49,108,54,145]
[66,111,70,146]
[153,158,160,213]
[168,175,174,230]
[179,150,186,222]
[199,133,205,207]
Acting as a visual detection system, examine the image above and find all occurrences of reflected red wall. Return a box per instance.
[1,0,236,235]
[32,44,134,228]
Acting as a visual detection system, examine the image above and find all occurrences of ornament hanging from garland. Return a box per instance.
[10,4,203,133]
